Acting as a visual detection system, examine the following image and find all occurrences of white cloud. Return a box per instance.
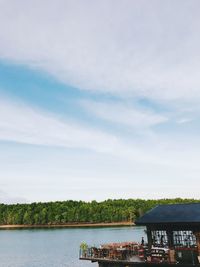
[1,97,200,201]
[0,100,164,173]
[0,97,169,168]
[0,97,200,168]
[177,118,193,124]
[0,98,120,154]
[81,100,168,128]
[0,1,200,101]
[0,0,200,201]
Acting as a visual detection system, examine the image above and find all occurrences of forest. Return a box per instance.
[0,198,199,225]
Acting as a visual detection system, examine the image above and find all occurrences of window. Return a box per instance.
[173,231,196,247]
[151,231,168,247]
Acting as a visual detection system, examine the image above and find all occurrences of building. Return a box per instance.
[80,203,200,267]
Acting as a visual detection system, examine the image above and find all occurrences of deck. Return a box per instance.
[80,257,200,267]
[79,241,199,267]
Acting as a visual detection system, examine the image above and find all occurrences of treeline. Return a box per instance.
[0,198,199,225]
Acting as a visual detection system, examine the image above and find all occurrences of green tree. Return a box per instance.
[23,211,32,224]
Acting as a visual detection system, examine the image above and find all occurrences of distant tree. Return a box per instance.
[0,198,200,225]
[23,211,32,224]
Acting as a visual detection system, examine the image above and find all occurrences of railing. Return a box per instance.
[80,242,144,261]
[80,244,199,264]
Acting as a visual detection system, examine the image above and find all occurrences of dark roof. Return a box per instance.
[136,203,200,225]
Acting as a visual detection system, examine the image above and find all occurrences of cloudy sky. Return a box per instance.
[0,0,200,203]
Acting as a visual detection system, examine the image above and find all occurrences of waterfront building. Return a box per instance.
[80,203,200,267]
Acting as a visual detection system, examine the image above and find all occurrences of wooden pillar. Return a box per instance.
[146,227,152,249]
[166,230,174,249]
[194,232,200,256]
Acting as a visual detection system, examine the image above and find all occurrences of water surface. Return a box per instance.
[0,226,146,267]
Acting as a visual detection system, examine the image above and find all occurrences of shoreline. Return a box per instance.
[0,221,134,230]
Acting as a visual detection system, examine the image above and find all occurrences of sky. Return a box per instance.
[0,0,200,203]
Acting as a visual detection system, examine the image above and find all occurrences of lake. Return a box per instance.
[0,226,146,267]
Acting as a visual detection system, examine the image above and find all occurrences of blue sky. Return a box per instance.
[0,0,200,203]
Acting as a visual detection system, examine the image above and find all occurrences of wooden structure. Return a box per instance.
[80,203,200,267]
[136,203,200,264]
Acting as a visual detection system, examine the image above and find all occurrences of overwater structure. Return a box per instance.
[80,203,200,267]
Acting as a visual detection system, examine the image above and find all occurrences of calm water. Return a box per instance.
[0,226,146,267]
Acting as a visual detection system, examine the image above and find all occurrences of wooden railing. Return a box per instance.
[80,242,143,261]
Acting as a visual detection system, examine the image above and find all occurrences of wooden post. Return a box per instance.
[166,230,174,249]
[146,227,152,249]
[194,232,200,256]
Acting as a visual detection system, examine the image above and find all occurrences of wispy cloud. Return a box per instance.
[0,1,200,101]
[0,1,200,201]
[81,100,168,129]
[0,97,199,167]
[176,118,193,124]
[0,98,120,154]
[0,97,167,166]
[1,96,200,202]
